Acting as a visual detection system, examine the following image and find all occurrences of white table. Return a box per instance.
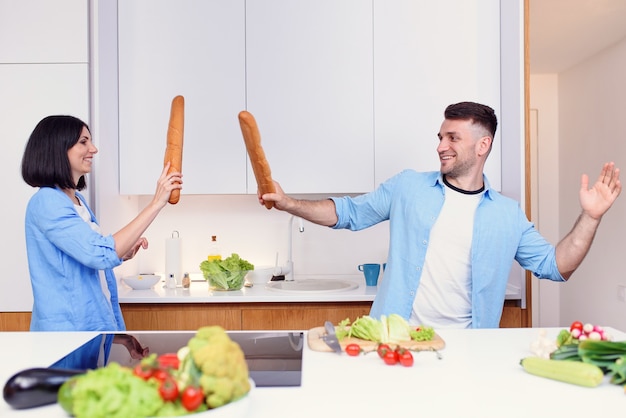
[2,327,624,417]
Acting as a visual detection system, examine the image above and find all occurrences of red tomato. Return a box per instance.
[570,321,583,333]
[383,349,399,365]
[157,353,180,370]
[376,343,391,359]
[152,369,170,383]
[398,349,414,367]
[133,364,153,380]
[158,376,179,402]
[181,386,205,411]
[345,343,361,356]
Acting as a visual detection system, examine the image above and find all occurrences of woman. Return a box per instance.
[21,115,181,331]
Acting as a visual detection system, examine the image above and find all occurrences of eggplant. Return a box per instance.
[3,367,84,409]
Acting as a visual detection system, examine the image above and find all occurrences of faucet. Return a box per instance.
[274,215,304,281]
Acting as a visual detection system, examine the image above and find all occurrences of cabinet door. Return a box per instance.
[118,0,246,194]
[373,0,502,190]
[245,0,374,194]
[0,0,87,63]
[0,63,89,312]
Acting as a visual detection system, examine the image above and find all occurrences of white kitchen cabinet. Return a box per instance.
[118,0,246,194]
[373,0,502,189]
[0,0,88,63]
[1,63,89,312]
[117,0,515,195]
[0,0,89,313]
[245,0,374,194]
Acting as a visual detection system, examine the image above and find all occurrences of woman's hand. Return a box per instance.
[154,162,182,207]
[114,334,150,359]
[122,237,148,261]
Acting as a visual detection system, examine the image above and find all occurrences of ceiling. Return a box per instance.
[529,0,626,73]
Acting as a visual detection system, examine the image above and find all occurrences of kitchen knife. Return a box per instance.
[323,321,342,354]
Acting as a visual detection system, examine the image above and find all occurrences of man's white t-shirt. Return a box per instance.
[410,183,484,329]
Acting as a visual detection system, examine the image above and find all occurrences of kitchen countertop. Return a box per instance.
[1,326,625,417]
[118,274,377,304]
[118,273,522,303]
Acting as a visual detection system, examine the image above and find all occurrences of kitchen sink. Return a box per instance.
[265,278,358,293]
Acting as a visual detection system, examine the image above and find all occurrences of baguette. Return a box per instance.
[163,95,185,204]
[238,110,276,209]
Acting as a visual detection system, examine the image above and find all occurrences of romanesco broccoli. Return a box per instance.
[185,326,251,409]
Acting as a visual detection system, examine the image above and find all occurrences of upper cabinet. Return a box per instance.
[0,0,88,64]
[117,0,519,195]
[118,0,246,195]
[373,0,502,190]
[245,0,374,194]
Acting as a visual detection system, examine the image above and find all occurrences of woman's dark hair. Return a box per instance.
[444,101,498,139]
[21,115,90,190]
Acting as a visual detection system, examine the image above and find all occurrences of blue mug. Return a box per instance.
[358,263,380,286]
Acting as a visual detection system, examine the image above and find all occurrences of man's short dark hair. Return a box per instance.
[444,102,497,138]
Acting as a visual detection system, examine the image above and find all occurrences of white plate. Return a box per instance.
[121,274,161,290]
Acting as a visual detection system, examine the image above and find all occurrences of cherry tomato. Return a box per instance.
[376,343,392,359]
[181,386,205,411]
[133,363,153,380]
[383,349,399,365]
[397,349,414,367]
[157,353,180,370]
[158,376,179,402]
[152,368,170,383]
[570,321,583,333]
[345,343,361,356]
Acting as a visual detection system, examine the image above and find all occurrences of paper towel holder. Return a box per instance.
[165,230,182,286]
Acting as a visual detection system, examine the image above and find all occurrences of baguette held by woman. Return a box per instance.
[164,95,185,204]
[238,110,276,209]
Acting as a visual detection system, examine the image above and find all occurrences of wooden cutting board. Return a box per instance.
[307,326,446,353]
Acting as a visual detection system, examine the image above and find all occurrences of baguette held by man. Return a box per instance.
[163,95,185,204]
[238,110,276,209]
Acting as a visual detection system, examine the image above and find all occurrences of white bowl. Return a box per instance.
[122,274,161,290]
[246,266,275,284]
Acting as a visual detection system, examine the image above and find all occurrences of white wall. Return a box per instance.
[556,37,626,331]
[529,74,561,326]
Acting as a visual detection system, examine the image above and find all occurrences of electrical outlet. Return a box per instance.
[618,285,626,303]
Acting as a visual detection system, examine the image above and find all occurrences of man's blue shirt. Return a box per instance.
[331,170,565,328]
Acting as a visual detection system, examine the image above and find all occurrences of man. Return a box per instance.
[258,102,621,328]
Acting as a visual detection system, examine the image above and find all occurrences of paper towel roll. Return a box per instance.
[165,233,182,286]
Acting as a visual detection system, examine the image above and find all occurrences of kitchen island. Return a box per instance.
[1,327,625,417]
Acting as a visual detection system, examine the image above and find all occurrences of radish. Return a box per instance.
[588,331,602,340]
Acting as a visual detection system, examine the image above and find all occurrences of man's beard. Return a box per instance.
[440,156,476,179]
